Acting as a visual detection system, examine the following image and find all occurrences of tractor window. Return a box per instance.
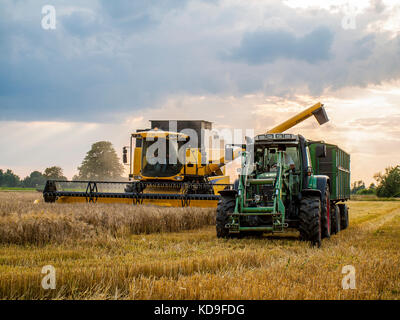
[265,149,277,170]
[254,146,300,172]
[306,147,312,168]
[285,146,300,170]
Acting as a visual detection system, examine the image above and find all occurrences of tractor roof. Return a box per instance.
[255,133,299,144]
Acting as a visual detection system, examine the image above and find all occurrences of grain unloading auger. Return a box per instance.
[43,104,330,208]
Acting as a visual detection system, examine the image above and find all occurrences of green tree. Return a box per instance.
[0,169,21,187]
[356,182,376,195]
[23,171,47,188]
[77,141,124,180]
[351,180,365,194]
[374,166,400,198]
[44,166,67,180]
[368,183,376,190]
[23,171,44,187]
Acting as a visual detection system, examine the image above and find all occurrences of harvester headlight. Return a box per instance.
[174,176,184,181]
[134,175,143,180]
[254,194,261,202]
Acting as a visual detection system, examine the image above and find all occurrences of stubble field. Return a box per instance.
[0,191,399,299]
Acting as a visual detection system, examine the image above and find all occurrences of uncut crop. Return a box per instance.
[1,192,400,300]
[0,192,215,245]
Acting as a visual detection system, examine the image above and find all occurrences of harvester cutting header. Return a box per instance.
[43,102,336,211]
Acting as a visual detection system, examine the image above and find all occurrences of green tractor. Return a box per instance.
[217,133,350,246]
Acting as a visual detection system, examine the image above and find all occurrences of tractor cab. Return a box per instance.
[243,133,305,213]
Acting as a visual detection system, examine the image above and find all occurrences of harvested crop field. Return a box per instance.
[1,191,400,299]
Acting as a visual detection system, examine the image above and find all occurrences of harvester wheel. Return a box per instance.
[216,197,235,238]
[299,196,321,247]
[321,185,331,239]
[338,204,349,230]
[330,205,341,234]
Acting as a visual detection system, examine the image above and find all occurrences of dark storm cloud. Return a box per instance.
[1,0,400,122]
[227,27,334,64]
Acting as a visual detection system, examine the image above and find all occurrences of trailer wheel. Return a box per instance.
[330,205,341,234]
[338,204,349,230]
[216,197,236,238]
[299,196,322,247]
[321,185,331,239]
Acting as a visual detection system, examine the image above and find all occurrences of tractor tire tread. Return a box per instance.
[299,196,322,247]
[216,198,236,238]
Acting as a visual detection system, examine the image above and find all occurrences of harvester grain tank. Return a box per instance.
[218,102,350,246]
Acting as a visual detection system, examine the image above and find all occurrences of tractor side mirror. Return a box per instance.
[225,146,234,162]
[123,147,128,164]
[316,144,327,158]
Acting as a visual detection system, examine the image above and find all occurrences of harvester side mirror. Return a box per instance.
[225,147,234,162]
[316,144,327,158]
[123,147,128,164]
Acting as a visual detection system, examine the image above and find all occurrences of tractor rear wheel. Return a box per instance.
[321,185,331,239]
[299,196,322,247]
[216,197,235,238]
[338,204,349,230]
[330,204,341,234]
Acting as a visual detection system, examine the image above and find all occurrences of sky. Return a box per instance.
[1,0,400,185]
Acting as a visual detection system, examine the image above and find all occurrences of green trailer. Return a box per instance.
[309,142,351,202]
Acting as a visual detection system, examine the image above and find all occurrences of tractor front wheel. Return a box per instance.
[216,197,236,238]
[299,196,322,247]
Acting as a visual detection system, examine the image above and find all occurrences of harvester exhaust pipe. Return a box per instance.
[122,147,128,164]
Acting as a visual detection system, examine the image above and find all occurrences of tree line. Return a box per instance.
[0,141,124,189]
[351,165,400,198]
[0,167,67,188]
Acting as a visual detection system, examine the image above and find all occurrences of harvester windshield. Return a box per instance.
[141,138,184,177]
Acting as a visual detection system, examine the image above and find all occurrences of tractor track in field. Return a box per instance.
[354,207,400,232]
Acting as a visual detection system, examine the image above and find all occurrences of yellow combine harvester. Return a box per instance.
[44,120,232,207]
[43,103,328,208]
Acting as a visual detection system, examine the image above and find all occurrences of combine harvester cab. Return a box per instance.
[43,120,234,208]
[217,103,351,246]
